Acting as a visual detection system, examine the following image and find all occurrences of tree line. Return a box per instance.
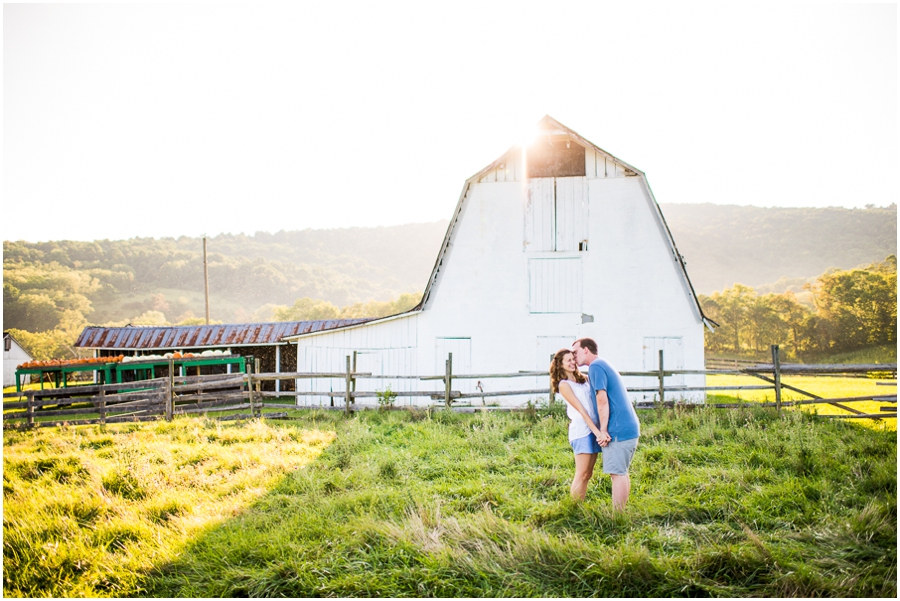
[700,256,896,360]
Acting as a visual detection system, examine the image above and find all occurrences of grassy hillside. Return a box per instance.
[662,204,896,293]
[3,406,895,597]
[3,204,895,329]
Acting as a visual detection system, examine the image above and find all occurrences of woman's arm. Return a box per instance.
[558,381,603,439]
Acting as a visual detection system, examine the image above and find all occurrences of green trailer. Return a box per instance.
[14,362,116,393]
[114,355,248,383]
[14,355,248,393]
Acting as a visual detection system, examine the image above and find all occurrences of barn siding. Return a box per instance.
[3,337,32,388]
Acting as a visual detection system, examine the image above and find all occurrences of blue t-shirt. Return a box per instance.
[589,358,640,441]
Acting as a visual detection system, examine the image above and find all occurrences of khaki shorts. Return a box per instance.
[602,437,638,475]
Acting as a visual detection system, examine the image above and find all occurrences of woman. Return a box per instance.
[550,348,604,501]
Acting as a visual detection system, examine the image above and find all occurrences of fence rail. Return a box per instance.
[3,346,896,428]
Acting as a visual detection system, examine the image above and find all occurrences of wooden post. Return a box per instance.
[275,345,281,393]
[548,352,555,405]
[253,362,262,417]
[26,390,35,429]
[166,359,175,421]
[771,344,782,413]
[658,349,665,406]
[345,355,353,414]
[351,350,358,399]
[444,352,453,409]
[98,389,106,425]
[248,373,256,417]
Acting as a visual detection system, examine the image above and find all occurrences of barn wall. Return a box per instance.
[294,315,428,405]
[4,340,32,388]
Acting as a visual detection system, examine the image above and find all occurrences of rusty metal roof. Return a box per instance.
[74,319,375,349]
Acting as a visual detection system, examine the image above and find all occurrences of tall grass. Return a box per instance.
[3,405,896,597]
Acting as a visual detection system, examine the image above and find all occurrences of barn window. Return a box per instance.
[528,258,583,313]
[524,177,589,252]
[527,137,586,178]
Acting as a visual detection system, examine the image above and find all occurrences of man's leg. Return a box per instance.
[570,453,597,501]
[610,473,630,510]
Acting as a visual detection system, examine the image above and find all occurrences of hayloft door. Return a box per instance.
[524,177,589,252]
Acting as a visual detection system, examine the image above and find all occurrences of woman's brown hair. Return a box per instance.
[549,348,586,393]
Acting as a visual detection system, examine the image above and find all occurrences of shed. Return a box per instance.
[285,116,713,404]
[74,319,374,390]
[3,331,33,388]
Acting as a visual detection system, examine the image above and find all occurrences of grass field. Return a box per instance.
[705,373,897,431]
[3,401,896,597]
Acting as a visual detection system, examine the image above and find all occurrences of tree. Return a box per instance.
[706,284,756,353]
[273,298,340,321]
[806,261,897,352]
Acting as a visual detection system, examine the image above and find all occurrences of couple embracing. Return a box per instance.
[550,338,640,509]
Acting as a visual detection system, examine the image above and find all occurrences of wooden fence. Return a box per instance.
[3,346,896,428]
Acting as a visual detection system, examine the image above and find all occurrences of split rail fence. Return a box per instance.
[3,346,896,429]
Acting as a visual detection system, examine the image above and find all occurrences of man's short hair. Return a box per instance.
[574,337,598,354]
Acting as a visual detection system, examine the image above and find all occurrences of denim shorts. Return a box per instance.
[601,437,638,474]
[570,433,602,455]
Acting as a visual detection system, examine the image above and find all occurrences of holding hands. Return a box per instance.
[595,429,611,447]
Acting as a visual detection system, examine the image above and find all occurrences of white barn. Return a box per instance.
[4,332,33,389]
[286,116,713,405]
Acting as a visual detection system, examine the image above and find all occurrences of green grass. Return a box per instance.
[705,374,897,431]
[3,405,896,597]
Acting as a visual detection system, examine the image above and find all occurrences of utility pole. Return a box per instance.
[203,236,210,325]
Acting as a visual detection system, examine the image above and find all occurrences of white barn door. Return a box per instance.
[524,177,588,252]
[643,337,684,401]
[535,336,575,372]
[435,337,473,395]
[554,177,589,252]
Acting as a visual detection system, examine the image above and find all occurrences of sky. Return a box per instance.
[2,1,897,243]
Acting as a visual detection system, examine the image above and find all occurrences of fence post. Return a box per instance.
[548,352,555,405]
[771,344,782,413]
[166,359,174,421]
[254,375,262,418]
[345,355,353,414]
[26,390,35,429]
[98,389,106,425]
[248,372,256,417]
[444,352,453,409]
[658,349,665,407]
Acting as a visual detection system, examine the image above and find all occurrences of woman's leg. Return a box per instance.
[570,452,598,501]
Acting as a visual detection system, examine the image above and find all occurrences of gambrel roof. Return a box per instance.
[414,115,715,329]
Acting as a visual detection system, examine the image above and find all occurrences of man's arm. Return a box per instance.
[595,389,611,445]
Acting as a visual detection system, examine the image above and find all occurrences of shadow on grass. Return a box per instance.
[131,406,899,598]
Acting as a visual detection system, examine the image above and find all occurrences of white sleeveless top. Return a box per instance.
[560,379,598,441]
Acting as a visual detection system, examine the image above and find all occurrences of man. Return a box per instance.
[572,338,640,510]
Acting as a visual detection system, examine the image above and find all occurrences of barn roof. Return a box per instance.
[74,319,375,350]
[4,331,34,359]
[414,115,716,329]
